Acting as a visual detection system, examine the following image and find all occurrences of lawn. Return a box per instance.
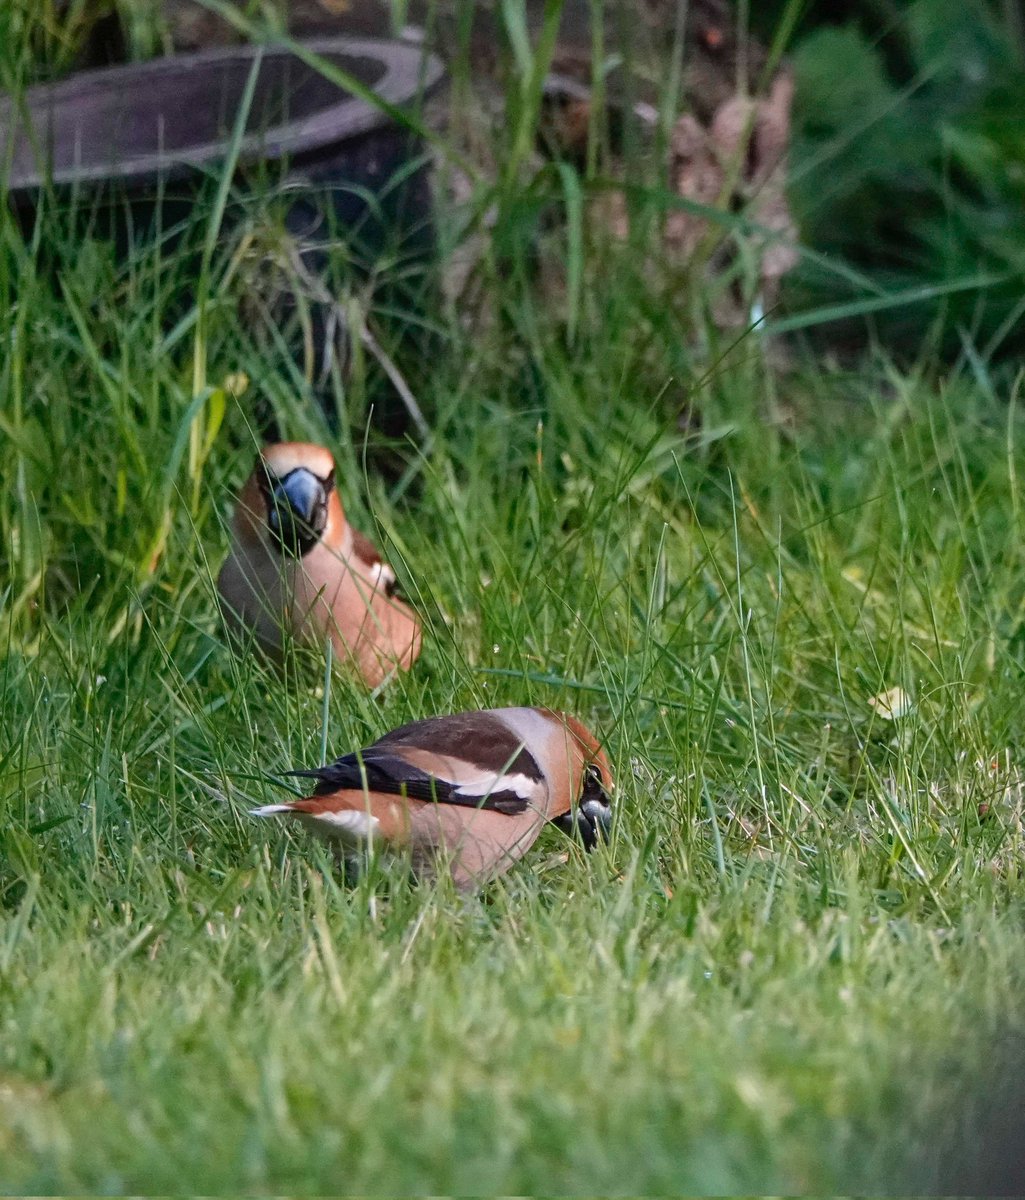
[3,3,1025,1192]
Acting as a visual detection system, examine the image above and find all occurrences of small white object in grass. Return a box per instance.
[750,297,765,328]
[868,686,913,720]
[493,644,500,654]
[222,371,249,398]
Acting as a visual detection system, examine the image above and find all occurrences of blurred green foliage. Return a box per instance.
[777,0,1025,357]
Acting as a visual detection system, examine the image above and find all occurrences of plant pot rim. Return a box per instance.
[0,36,444,194]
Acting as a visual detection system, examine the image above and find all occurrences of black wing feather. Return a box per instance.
[287,747,529,815]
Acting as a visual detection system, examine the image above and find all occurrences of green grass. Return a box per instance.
[4,2,1025,1192]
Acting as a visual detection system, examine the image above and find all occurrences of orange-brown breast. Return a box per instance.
[290,541,421,686]
[407,801,548,890]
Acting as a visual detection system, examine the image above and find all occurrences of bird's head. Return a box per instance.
[547,710,614,849]
[255,442,338,558]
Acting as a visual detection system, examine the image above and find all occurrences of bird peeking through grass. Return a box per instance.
[218,442,422,687]
[251,707,614,891]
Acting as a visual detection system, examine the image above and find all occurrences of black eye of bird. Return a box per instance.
[581,763,608,802]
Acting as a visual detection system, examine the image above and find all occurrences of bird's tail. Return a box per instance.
[249,804,297,817]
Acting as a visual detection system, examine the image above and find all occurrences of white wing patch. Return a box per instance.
[306,809,380,839]
[451,768,545,807]
[368,562,397,592]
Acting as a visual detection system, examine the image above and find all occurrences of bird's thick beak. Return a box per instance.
[265,468,328,557]
[580,795,612,843]
[554,767,612,851]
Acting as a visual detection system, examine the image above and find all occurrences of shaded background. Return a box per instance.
[19,0,1025,364]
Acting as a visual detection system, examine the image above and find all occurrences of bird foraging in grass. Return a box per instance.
[217,442,421,687]
[252,707,614,891]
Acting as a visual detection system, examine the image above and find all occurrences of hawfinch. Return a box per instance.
[252,707,614,890]
[217,442,422,687]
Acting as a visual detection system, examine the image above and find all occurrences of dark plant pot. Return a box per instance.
[0,38,445,427]
[2,36,442,237]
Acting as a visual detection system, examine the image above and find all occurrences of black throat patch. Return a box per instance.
[259,464,332,558]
